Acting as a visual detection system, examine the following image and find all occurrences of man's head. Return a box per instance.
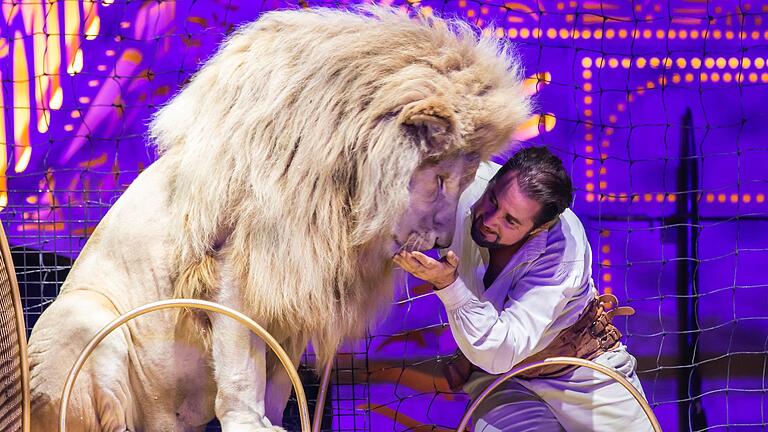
[470,146,573,249]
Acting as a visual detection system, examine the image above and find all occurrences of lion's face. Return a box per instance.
[391,153,480,254]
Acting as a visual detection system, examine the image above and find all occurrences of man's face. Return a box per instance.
[470,172,542,249]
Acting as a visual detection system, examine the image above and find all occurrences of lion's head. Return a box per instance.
[151,7,530,363]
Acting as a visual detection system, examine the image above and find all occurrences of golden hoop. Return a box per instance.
[58,299,310,432]
[312,361,333,432]
[456,356,661,431]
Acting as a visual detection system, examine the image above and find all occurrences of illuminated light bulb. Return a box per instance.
[14,146,31,173]
[679,29,688,39]
[691,30,699,39]
[621,58,631,68]
[744,194,752,203]
[508,28,518,38]
[520,28,530,38]
[716,57,726,68]
[67,48,83,75]
[540,113,556,132]
[728,58,739,68]
[742,58,751,68]
[636,58,647,68]
[691,57,702,69]
[37,110,50,134]
[547,28,557,39]
[559,28,569,39]
[749,72,758,82]
[676,58,687,68]
[705,58,715,68]
[619,29,627,38]
[49,87,63,110]
[684,73,694,82]
[582,57,593,68]
[608,58,618,68]
[711,72,721,82]
[757,58,766,69]
[606,29,615,39]
[85,15,100,40]
[595,57,605,68]
[642,29,651,39]
[650,57,660,68]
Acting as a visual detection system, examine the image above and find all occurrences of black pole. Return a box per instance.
[676,108,707,431]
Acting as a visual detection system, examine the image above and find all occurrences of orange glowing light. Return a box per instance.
[691,58,702,69]
[67,48,83,75]
[85,15,100,40]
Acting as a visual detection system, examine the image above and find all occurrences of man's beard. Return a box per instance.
[470,216,506,249]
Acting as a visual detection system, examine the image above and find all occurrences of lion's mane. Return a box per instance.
[150,7,529,364]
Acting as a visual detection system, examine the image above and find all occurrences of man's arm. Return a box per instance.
[395,250,581,375]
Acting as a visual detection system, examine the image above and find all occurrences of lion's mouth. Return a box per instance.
[394,232,433,254]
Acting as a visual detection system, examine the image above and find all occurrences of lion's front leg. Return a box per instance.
[210,289,282,432]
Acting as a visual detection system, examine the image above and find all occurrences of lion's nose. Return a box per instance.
[434,231,454,249]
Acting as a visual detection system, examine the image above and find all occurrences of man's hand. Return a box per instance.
[393,250,460,290]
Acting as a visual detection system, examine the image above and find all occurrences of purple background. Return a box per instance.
[2,1,767,430]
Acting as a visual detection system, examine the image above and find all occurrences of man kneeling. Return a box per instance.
[394,147,652,431]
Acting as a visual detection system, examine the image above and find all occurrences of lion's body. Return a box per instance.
[28,7,529,431]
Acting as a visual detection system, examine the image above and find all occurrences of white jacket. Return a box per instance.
[436,162,598,389]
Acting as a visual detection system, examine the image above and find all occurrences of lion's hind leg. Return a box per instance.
[28,290,137,432]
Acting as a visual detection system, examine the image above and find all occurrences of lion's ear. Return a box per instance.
[399,98,456,150]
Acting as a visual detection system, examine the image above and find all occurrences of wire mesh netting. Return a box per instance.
[2,0,767,431]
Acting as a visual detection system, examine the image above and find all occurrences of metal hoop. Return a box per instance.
[58,299,310,432]
[312,361,333,432]
[456,356,662,432]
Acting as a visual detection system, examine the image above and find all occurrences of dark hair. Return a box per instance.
[492,146,573,228]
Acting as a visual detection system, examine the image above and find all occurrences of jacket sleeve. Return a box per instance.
[434,253,583,375]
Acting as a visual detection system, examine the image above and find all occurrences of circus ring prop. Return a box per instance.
[456,356,662,432]
[58,299,312,432]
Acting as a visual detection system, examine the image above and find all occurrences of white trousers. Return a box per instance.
[469,345,654,432]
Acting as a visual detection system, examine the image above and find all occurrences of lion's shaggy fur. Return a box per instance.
[150,7,529,365]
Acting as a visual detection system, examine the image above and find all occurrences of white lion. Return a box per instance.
[28,7,529,431]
